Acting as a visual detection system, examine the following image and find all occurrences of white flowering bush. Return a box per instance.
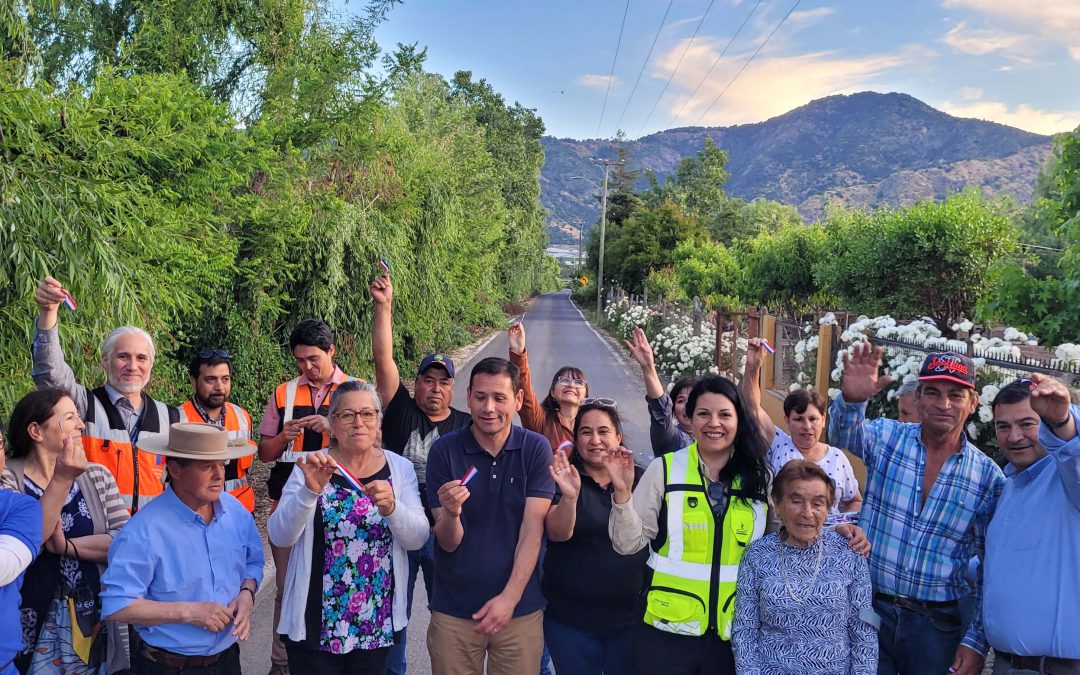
[604,297,659,341]
[652,319,723,381]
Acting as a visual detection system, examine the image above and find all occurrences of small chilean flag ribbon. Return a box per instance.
[335,462,365,493]
[60,289,77,312]
[459,465,478,486]
[378,259,391,274]
[760,338,775,354]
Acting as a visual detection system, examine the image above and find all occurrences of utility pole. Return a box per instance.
[591,157,623,323]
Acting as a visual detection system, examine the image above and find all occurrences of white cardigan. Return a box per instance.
[267,450,429,642]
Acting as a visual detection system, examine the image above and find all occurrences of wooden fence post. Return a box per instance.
[692,296,703,337]
[816,323,835,395]
[762,313,777,391]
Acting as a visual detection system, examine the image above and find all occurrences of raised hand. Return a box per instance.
[370,274,394,306]
[603,446,636,503]
[182,602,235,633]
[625,326,656,371]
[840,342,893,403]
[363,479,396,516]
[35,275,66,313]
[54,434,88,483]
[298,452,338,494]
[1028,373,1074,431]
[436,479,470,517]
[745,337,766,374]
[549,447,581,501]
[508,322,526,355]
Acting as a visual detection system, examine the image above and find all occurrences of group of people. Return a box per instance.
[0,274,1076,675]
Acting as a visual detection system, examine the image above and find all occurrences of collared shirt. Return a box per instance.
[0,492,42,674]
[828,394,1004,654]
[426,424,555,619]
[101,487,264,656]
[984,404,1080,658]
[188,396,225,427]
[257,366,348,437]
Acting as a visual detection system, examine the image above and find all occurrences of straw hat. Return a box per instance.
[139,422,253,461]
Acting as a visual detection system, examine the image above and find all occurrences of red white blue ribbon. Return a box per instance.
[60,289,77,312]
[335,462,365,492]
[459,465,478,486]
[760,338,775,354]
[379,259,391,274]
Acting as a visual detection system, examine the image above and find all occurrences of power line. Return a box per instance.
[596,0,633,138]
[637,0,718,136]
[668,0,763,128]
[612,0,677,134]
[694,0,803,126]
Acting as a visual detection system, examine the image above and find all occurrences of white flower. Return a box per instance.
[789,383,802,392]
[819,312,837,326]
[978,406,993,423]
[827,388,840,400]
[967,423,979,437]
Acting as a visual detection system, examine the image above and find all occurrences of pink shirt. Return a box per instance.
[258,366,349,437]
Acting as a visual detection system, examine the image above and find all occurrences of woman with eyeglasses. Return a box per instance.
[508,322,587,453]
[606,375,772,675]
[542,401,647,675]
[268,380,428,674]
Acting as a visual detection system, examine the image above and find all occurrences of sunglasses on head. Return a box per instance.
[198,348,230,360]
[581,397,617,408]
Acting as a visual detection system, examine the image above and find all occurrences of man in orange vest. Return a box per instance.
[257,319,358,675]
[31,275,179,513]
[180,349,257,512]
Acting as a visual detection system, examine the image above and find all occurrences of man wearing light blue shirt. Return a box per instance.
[984,374,1080,674]
[102,423,264,674]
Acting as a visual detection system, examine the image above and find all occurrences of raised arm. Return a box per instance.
[544,447,581,542]
[607,453,664,555]
[507,323,545,432]
[828,343,894,462]
[1029,375,1080,510]
[370,274,401,406]
[626,326,665,399]
[741,338,777,444]
[31,276,87,416]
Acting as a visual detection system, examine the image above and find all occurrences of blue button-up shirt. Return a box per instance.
[984,404,1080,658]
[829,394,1005,654]
[101,487,264,656]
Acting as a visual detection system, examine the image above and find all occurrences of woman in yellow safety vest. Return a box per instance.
[607,375,772,675]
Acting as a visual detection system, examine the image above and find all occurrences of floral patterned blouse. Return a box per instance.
[302,464,395,654]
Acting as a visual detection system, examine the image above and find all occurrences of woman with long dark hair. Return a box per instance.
[2,388,129,674]
[508,322,587,452]
[607,375,772,674]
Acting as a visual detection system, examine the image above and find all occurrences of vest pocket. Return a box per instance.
[644,586,707,636]
[681,510,711,562]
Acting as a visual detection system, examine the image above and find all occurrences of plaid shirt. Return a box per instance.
[829,394,1005,655]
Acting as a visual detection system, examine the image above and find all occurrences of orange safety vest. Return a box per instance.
[81,387,179,513]
[273,375,359,462]
[180,400,257,512]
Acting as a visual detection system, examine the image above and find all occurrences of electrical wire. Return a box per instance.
[597,0,633,138]
[694,0,803,126]
[668,0,763,128]
[612,0,677,134]
[637,0,718,136]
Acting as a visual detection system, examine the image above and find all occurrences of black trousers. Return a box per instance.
[632,623,735,675]
[285,636,395,675]
[133,643,240,675]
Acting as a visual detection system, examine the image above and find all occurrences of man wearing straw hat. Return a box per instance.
[101,423,265,674]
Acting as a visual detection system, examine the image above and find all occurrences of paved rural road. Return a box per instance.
[241,290,653,674]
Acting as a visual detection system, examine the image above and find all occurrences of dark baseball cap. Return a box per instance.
[918,352,976,389]
[418,353,455,379]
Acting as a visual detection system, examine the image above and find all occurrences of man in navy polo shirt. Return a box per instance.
[426,356,555,675]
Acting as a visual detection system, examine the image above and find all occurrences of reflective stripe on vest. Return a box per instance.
[224,477,250,492]
[277,375,358,463]
[83,389,175,514]
[643,442,768,639]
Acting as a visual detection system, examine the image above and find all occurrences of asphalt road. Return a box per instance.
[241,290,653,674]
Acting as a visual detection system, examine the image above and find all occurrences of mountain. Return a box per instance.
[541,92,1055,242]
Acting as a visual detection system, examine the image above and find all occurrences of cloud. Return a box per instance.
[789,7,836,24]
[959,87,983,100]
[942,0,1080,61]
[940,100,1080,134]
[658,39,920,127]
[577,74,620,90]
[942,20,1027,55]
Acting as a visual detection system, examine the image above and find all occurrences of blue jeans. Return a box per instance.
[874,595,965,675]
[387,531,435,675]
[544,615,634,675]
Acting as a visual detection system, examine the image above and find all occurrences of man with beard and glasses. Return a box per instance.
[179,350,258,512]
[30,275,180,513]
[370,273,472,675]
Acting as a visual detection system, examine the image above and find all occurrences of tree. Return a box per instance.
[739,222,835,314]
[603,201,708,291]
[815,190,1019,330]
[671,240,741,308]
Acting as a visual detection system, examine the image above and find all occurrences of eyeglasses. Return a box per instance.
[581,397,617,408]
[557,376,588,388]
[334,409,379,424]
[198,348,230,360]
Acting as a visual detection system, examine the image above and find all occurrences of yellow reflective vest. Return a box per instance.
[643,442,768,639]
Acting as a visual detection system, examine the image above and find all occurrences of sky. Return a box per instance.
[348,0,1080,140]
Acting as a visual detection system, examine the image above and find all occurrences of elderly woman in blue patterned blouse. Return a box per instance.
[732,460,878,674]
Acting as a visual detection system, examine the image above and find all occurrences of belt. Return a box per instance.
[997,652,1080,675]
[142,644,228,669]
[874,592,958,609]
